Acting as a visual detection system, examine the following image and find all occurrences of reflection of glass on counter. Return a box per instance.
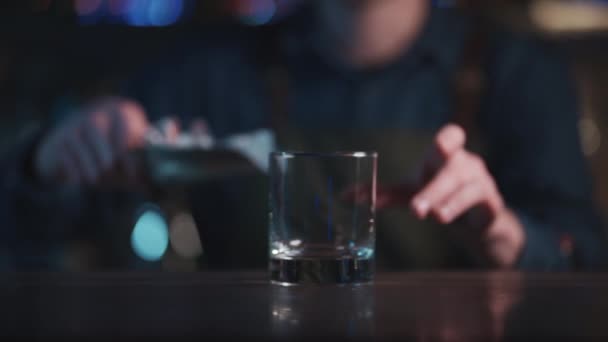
[270,285,375,338]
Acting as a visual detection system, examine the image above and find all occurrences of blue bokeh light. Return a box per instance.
[73,0,189,26]
[131,207,169,262]
[147,0,184,26]
[119,0,185,26]
[124,0,149,26]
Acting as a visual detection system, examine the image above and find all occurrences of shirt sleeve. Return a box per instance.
[480,35,608,271]
[0,95,147,270]
[0,120,89,269]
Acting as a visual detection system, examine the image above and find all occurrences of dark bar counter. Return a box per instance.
[1,271,607,340]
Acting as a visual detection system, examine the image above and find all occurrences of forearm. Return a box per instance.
[0,127,88,252]
[481,207,526,269]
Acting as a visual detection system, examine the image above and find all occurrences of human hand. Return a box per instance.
[34,97,150,187]
[408,124,525,267]
[355,124,526,268]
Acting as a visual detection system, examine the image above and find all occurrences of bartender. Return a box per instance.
[4,0,607,270]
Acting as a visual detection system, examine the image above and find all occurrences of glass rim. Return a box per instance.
[271,151,378,158]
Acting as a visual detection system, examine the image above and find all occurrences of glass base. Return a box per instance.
[269,257,374,285]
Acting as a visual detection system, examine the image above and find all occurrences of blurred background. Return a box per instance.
[0,0,607,270]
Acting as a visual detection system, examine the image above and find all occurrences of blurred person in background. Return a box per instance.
[2,0,607,271]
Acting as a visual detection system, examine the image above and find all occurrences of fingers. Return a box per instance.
[109,105,129,156]
[426,124,466,170]
[414,123,467,190]
[102,99,149,150]
[82,120,113,173]
[69,111,120,185]
[411,150,471,219]
[97,99,149,186]
[159,117,181,144]
[435,124,466,159]
[35,97,151,186]
[411,146,505,227]
[341,126,468,212]
[434,181,485,224]
[64,133,99,185]
[120,101,150,149]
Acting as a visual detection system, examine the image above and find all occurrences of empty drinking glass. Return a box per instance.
[269,151,377,285]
